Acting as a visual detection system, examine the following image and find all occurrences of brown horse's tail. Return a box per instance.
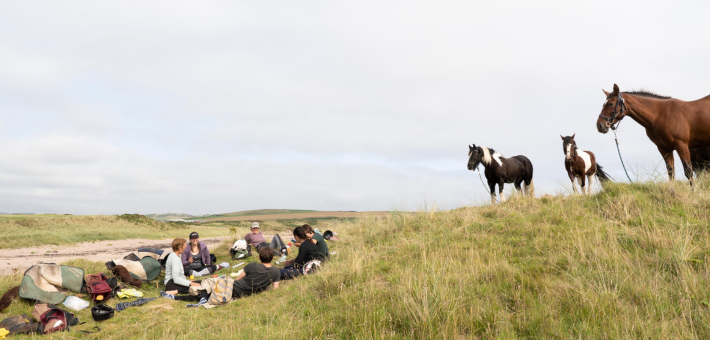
[596,164,613,182]
[0,285,21,312]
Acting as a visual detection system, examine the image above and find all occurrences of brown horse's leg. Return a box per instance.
[657,146,675,181]
[676,143,694,185]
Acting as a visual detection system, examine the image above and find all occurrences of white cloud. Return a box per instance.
[0,0,708,213]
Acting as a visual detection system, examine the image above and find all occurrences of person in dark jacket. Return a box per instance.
[280,226,320,280]
[293,224,328,261]
[181,232,227,276]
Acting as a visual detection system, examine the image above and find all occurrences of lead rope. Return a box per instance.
[477,167,500,203]
[613,128,633,183]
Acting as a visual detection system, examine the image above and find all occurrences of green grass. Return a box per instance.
[3,178,710,338]
[0,215,229,249]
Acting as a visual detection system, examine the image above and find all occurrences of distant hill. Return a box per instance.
[147,209,383,222]
[189,209,319,220]
[147,213,195,221]
[189,209,386,222]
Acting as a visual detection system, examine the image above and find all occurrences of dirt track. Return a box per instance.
[0,232,299,275]
[0,237,227,275]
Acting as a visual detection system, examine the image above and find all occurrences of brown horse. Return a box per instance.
[596,84,710,183]
[691,147,710,173]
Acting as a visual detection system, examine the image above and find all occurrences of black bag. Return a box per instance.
[91,304,115,321]
[210,254,217,264]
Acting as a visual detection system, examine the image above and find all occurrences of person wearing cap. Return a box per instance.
[244,222,288,257]
[181,231,228,276]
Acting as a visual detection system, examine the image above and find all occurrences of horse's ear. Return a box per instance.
[572,133,575,139]
[602,89,610,97]
[560,135,564,140]
[612,84,620,94]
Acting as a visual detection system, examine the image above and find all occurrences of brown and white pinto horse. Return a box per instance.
[596,84,710,183]
[467,144,534,204]
[561,134,612,194]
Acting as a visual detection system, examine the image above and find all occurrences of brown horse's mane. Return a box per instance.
[623,90,671,100]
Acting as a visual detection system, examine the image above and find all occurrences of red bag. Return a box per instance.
[32,304,78,334]
[86,273,113,302]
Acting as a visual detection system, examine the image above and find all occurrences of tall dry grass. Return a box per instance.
[2,177,710,339]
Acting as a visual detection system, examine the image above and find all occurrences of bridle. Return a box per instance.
[598,92,626,130]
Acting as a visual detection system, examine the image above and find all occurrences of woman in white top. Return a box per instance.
[162,238,201,296]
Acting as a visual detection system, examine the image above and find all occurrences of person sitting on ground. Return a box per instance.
[232,245,280,298]
[300,224,328,261]
[292,224,328,260]
[181,232,228,276]
[162,238,201,298]
[280,226,320,280]
[244,222,288,256]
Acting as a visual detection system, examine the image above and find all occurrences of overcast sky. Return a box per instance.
[1,1,708,215]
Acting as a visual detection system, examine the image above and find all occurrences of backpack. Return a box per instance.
[32,303,79,334]
[85,273,113,302]
[303,260,322,275]
[231,240,248,259]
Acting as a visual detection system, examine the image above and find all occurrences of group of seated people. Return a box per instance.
[160,223,329,306]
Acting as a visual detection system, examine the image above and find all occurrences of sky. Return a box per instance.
[1,1,709,215]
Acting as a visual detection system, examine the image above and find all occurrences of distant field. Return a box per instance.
[194,210,389,221]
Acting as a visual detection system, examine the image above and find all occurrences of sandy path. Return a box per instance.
[0,236,228,275]
[0,232,297,276]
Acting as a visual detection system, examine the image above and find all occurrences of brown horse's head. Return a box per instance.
[596,84,626,134]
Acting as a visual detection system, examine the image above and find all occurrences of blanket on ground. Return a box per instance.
[18,264,84,304]
[187,277,234,309]
[108,256,161,281]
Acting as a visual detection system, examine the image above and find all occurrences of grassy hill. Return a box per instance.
[2,179,710,338]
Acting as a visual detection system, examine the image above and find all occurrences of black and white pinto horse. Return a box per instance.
[467,144,534,204]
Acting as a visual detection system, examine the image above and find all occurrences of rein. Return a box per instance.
[613,128,634,183]
[600,92,634,183]
[477,167,500,203]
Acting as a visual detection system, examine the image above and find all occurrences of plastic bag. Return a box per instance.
[62,296,89,311]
